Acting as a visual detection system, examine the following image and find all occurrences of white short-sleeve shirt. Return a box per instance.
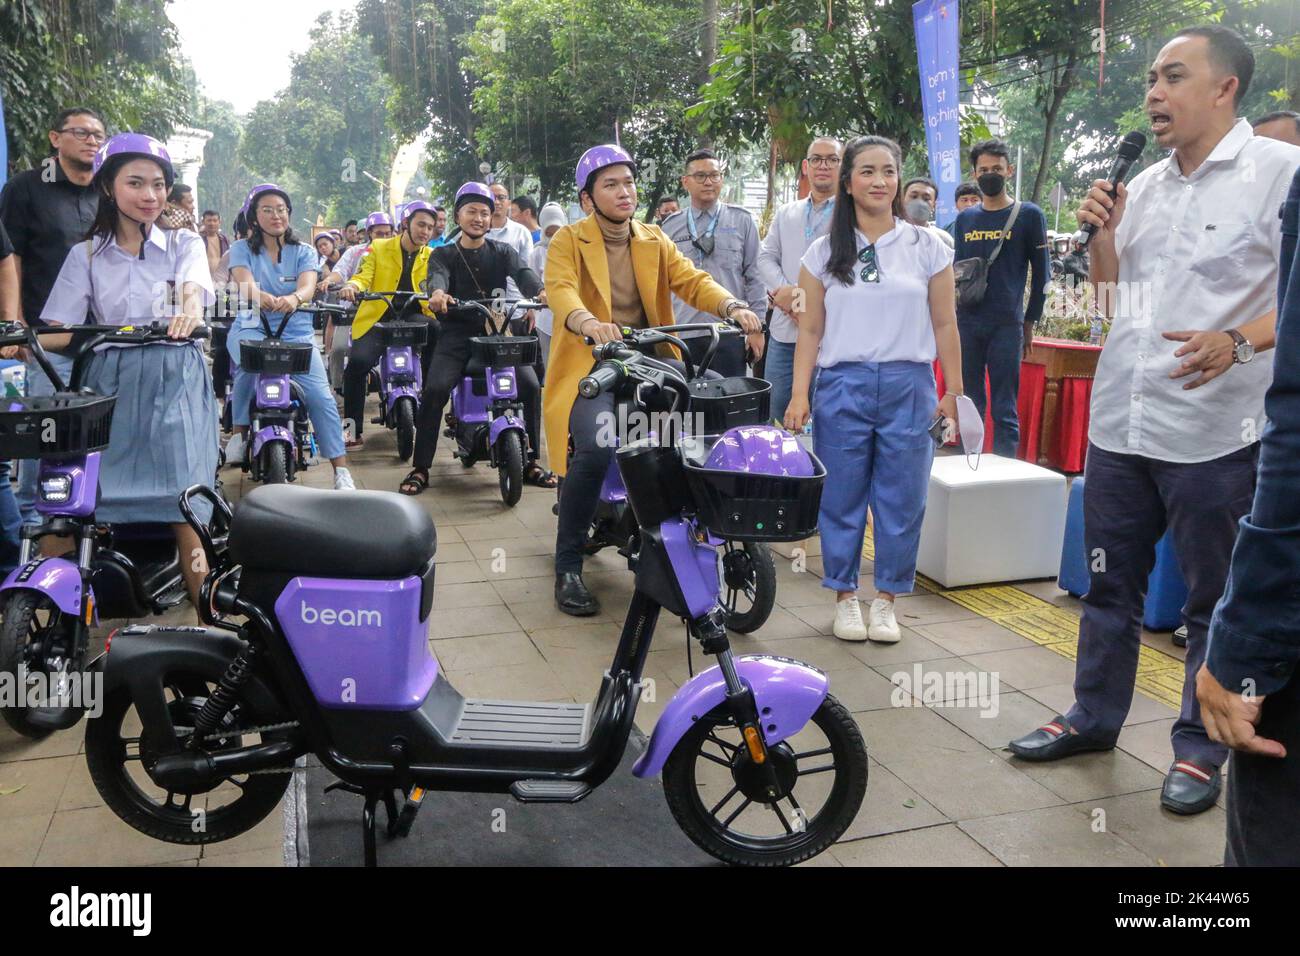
[1091,118,1300,463]
[801,218,953,367]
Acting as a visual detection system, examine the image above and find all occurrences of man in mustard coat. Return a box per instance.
[546,144,763,615]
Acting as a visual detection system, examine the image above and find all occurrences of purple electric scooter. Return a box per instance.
[0,322,220,738]
[86,349,867,867]
[442,298,544,506]
[234,309,316,485]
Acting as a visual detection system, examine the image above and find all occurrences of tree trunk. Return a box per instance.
[1030,48,1078,206]
[698,0,718,149]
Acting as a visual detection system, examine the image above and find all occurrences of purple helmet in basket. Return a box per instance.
[91,133,175,190]
[575,144,636,195]
[703,426,815,478]
[454,182,494,213]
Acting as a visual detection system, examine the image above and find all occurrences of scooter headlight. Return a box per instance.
[40,475,72,503]
[393,355,408,368]
[496,375,513,392]
[264,383,282,399]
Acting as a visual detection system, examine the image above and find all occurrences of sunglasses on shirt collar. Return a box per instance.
[858,244,882,283]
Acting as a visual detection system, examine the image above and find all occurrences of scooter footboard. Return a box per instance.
[631,655,828,778]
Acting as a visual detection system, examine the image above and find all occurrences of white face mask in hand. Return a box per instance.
[955,394,984,468]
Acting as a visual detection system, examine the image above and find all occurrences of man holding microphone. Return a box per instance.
[1008,25,1300,816]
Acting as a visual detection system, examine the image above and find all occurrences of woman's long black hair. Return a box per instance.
[824,135,917,286]
[247,194,301,258]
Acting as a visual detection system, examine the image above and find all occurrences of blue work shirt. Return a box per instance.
[1207,167,1300,697]
[228,238,319,340]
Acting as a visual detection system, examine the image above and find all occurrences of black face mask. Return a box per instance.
[977,173,1006,197]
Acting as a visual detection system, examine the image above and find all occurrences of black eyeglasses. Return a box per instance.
[59,127,106,143]
[858,244,882,283]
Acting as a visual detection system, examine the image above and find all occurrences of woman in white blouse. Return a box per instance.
[785,135,963,643]
[38,133,217,605]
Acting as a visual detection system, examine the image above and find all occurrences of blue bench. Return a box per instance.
[1057,476,1187,631]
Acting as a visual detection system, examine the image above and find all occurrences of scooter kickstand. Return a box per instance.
[362,792,379,867]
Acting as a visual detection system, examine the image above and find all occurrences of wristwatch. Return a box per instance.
[1226,329,1255,364]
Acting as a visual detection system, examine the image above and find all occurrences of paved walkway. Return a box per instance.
[0,391,1224,867]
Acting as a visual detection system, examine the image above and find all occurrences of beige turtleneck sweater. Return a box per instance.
[565,216,647,333]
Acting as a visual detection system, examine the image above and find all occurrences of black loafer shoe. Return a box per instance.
[555,572,599,617]
[1172,625,1188,648]
[1161,760,1221,815]
[1008,715,1114,762]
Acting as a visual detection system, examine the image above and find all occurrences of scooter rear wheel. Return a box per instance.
[0,592,78,739]
[661,693,867,866]
[395,398,416,462]
[85,675,293,845]
[497,430,524,507]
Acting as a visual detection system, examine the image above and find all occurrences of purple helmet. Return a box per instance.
[702,426,815,478]
[91,133,175,190]
[364,211,392,230]
[244,183,292,219]
[401,200,436,223]
[454,182,494,213]
[575,144,636,194]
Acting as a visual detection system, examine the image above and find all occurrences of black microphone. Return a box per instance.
[1074,131,1146,247]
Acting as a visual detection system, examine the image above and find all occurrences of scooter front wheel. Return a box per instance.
[0,592,79,739]
[719,541,777,634]
[85,674,293,845]
[496,430,524,507]
[260,442,290,484]
[395,398,416,462]
[661,693,868,866]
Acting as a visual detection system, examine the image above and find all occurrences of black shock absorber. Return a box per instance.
[189,642,259,746]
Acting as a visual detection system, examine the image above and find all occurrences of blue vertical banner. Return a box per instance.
[913,0,960,227]
[0,85,8,190]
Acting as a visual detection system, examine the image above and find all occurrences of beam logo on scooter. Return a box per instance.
[299,601,382,628]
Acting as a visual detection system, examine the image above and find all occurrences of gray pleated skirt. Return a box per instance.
[81,344,219,525]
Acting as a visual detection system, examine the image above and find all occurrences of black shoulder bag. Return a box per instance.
[953,201,1021,309]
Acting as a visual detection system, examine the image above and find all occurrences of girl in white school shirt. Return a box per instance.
[785,135,963,643]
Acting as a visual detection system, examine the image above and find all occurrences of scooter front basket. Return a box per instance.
[240,339,314,375]
[0,392,116,461]
[377,320,428,348]
[469,335,538,369]
[681,430,825,542]
[687,376,772,434]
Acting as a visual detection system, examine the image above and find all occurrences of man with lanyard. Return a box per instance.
[337,202,440,449]
[0,106,104,526]
[1008,26,1300,816]
[660,148,766,376]
[758,136,841,424]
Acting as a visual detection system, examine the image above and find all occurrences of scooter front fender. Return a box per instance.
[488,414,525,449]
[0,557,89,619]
[632,655,828,778]
[251,425,293,459]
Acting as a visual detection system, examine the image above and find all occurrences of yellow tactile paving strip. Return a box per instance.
[861,529,1185,709]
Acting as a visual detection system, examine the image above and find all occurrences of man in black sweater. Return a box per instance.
[411,182,552,495]
[952,139,1051,457]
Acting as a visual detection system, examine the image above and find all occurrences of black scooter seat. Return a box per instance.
[230,485,436,578]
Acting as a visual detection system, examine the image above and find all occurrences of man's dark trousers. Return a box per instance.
[958,318,1021,457]
[1067,442,1258,768]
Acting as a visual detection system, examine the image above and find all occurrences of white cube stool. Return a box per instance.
[917,454,1067,588]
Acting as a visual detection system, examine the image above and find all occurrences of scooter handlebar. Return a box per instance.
[578,360,624,399]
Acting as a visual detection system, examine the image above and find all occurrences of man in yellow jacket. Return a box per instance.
[337,201,439,448]
[547,144,763,615]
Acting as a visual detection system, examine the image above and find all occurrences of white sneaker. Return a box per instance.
[868,598,902,644]
[223,433,245,467]
[333,467,355,491]
[833,597,868,642]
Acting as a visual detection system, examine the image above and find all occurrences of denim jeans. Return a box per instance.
[0,459,21,577]
[764,338,817,426]
[958,319,1021,457]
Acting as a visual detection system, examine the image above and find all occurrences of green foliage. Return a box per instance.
[237,12,396,224]
[194,97,253,221]
[1,0,192,172]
